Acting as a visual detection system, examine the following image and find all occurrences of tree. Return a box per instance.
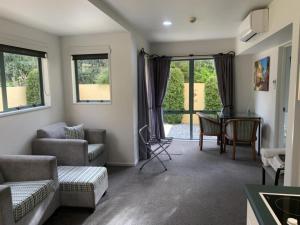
[163,67,184,124]
[26,68,41,105]
[4,53,38,87]
[204,76,222,111]
[78,59,109,84]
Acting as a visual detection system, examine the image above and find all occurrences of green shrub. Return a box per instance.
[204,76,222,111]
[163,67,184,124]
[26,69,41,105]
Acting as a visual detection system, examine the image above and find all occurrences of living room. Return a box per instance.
[0,0,300,225]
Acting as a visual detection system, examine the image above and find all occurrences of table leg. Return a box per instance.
[220,118,224,153]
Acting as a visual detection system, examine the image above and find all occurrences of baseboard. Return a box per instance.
[106,161,138,167]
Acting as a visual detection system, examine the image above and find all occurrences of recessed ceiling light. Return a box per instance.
[163,20,172,26]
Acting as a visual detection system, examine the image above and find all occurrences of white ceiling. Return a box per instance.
[0,0,125,36]
[102,0,273,42]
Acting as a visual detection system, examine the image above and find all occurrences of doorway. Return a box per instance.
[163,58,222,140]
[277,45,292,148]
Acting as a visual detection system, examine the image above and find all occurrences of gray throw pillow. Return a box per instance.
[0,172,5,184]
[64,124,85,140]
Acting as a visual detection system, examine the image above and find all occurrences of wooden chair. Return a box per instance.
[197,113,222,152]
[223,118,260,160]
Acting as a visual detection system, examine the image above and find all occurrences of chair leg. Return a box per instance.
[200,133,203,151]
[232,141,236,160]
[251,141,256,161]
[223,136,227,153]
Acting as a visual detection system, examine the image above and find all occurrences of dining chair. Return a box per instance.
[197,112,222,153]
[223,118,260,160]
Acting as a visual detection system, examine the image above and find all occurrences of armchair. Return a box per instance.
[224,118,260,160]
[197,113,222,152]
[32,122,107,166]
[0,155,59,225]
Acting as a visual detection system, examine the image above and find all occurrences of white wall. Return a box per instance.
[0,18,65,155]
[61,32,139,166]
[150,38,235,56]
[234,55,253,113]
[252,48,279,148]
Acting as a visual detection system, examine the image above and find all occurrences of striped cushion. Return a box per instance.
[5,180,55,222]
[88,144,104,161]
[226,121,255,141]
[64,124,85,139]
[58,166,107,193]
[200,118,220,135]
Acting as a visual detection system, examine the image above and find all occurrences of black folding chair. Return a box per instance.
[139,125,172,171]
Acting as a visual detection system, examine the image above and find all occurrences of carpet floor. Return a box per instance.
[45,140,263,225]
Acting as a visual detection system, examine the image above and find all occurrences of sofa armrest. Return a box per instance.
[0,185,14,225]
[0,155,57,183]
[85,129,106,144]
[32,138,88,166]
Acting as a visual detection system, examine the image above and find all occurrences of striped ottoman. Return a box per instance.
[58,166,108,209]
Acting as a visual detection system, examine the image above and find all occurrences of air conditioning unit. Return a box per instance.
[239,9,269,42]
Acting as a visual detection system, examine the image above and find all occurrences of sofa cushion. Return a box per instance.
[64,124,85,140]
[58,166,107,192]
[37,122,67,139]
[88,144,105,161]
[5,180,55,222]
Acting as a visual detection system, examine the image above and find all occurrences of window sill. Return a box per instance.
[0,105,50,118]
[73,102,112,105]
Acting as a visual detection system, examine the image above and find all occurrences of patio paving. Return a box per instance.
[164,123,217,141]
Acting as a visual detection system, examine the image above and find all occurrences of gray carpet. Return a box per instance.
[45,140,263,225]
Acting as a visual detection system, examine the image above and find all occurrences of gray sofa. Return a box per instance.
[0,155,59,225]
[32,122,107,166]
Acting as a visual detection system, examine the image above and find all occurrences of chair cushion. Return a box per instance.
[226,120,255,141]
[5,180,55,222]
[58,166,107,193]
[88,144,105,161]
[37,122,67,139]
[200,118,220,135]
[64,124,85,140]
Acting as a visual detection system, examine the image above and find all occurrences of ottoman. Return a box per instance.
[58,166,108,208]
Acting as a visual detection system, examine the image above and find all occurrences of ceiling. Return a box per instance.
[0,0,125,36]
[102,0,273,42]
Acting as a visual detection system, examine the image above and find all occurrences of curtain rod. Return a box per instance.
[140,48,235,58]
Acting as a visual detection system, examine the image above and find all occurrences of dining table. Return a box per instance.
[217,111,262,155]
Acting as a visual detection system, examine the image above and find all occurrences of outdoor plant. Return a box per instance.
[26,68,41,105]
[163,67,184,124]
[204,76,222,111]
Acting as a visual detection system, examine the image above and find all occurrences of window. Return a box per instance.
[0,44,46,113]
[163,58,221,139]
[73,53,111,103]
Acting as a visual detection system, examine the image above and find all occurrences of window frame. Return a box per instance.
[163,57,220,139]
[72,53,111,104]
[0,44,46,113]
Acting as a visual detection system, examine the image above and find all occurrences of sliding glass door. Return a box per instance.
[163,58,221,140]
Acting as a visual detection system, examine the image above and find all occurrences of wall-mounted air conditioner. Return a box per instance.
[239,9,269,42]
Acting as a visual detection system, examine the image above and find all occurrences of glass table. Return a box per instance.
[217,112,262,155]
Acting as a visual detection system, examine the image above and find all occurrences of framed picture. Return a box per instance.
[254,56,270,91]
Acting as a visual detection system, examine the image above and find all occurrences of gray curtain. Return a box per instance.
[213,53,234,115]
[146,58,156,138]
[154,57,171,139]
[138,51,150,160]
